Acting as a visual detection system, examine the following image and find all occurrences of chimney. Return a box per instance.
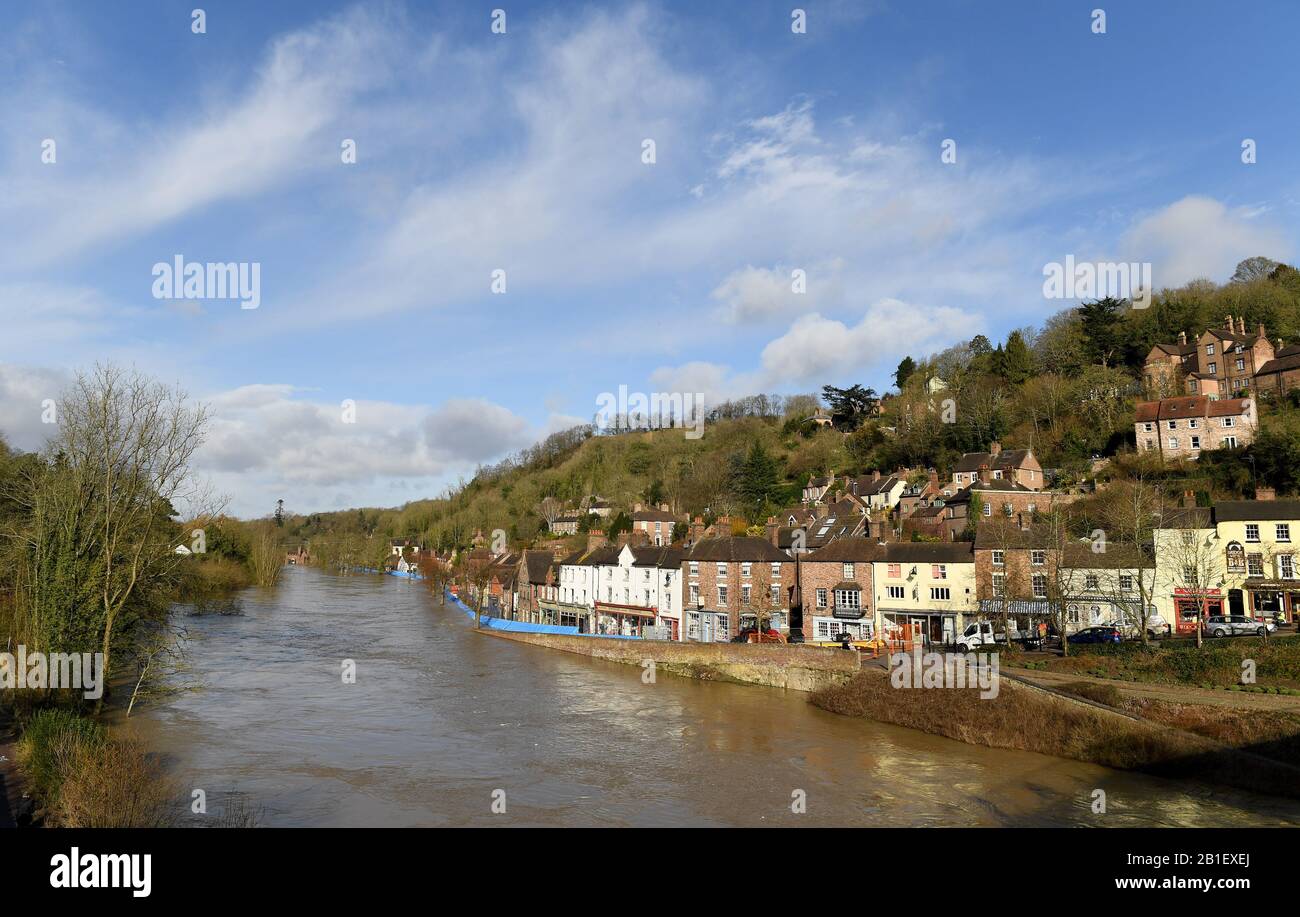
[1258,322,1267,340]
[689,516,704,544]
[633,502,642,513]
[659,503,669,512]
[928,468,938,485]
[1182,490,1196,509]
[1226,315,1234,331]
[765,515,780,547]
[813,503,830,520]
[1257,486,1277,502]
[979,466,992,485]
[616,531,631,547]
[989,441,1001,456]
[872,469,881,482]
[587,529,607,551]
[1178,330,1187,346]
[834,489,845,503]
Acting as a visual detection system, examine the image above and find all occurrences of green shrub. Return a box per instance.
[16,709,105,808]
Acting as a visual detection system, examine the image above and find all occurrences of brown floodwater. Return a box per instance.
[126,566,1300,827]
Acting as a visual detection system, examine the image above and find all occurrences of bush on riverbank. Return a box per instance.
[1005,636,1300,689]
[16,708,179,826]
[811,670,1300,797]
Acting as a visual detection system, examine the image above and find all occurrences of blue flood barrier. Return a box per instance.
[443,591,639,639]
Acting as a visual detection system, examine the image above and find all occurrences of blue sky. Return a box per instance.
[1,0,1297,516]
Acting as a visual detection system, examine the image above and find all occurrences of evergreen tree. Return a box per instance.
[894,356,917,390]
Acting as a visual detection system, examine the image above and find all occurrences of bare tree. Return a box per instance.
[13,365,208,710]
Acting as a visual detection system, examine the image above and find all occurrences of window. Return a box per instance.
[1190,436,1200,449]
[1247,554,1264,578]
[1188,418,1199,429]
[1032,574,1047,598]
[886,585,905,600]
[1222,417,1235,428]
[1167,420,1177,430]
[1246,524,1260,542]
[932,564,948,579]
[689,561,699,576]
[689,584,699,605]
[1168,437,1179,449]
[888,563,901,578]
[771,585,781,606]
[1282,555,1296,580]
[741,585,751,605]
[1085,574,1099,590]
[717,562,727,576]
[835,589,862,610]
[1119,574,1134,590]
[930,587,951,601]
[1225,435,1238,448]
[771,562,781,578]
[842,562,855,579]
[992,573,1005,596]
[1278,524,1291,543]
[1143,422,1154,432]
[1003,503,1013,516]
[1206,343,1215,355]
[992,470,1003,479]
[1031,550,1046,566]
[992,550,1005,566]
[816,588,827,608]
[1236,358,1246,371]
[741,562,751,577]
[1207,362,1217,374]
[982,503,992,517]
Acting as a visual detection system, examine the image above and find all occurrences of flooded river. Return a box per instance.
[128,566,1300,827]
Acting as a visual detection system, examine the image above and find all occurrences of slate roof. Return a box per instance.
[687,536,792,563]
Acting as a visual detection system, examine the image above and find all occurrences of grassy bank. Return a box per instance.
[1054,680,1300,768]
[12,708,258,827]
[811,669,1300,798]
[1006,636,1300,691]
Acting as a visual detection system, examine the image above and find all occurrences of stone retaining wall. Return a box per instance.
[478,630,860,692]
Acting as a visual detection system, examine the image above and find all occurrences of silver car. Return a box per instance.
[1207,615,1276,638]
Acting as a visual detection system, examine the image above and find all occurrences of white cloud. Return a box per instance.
[0,363,68,451]
[1120,195,1291,288]
[651,298,976,402]
[0,5,403,271]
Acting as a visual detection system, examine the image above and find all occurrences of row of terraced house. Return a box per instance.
[442,446,1300,644]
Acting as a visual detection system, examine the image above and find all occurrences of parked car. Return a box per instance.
[1067,625,1124,645]
[1115,613,1171,641]
[1206,615,1276,638]
[731,626,785,644]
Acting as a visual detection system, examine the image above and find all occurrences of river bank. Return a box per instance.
[812,666,1300,801]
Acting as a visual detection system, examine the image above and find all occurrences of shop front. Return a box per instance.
[880,609,959,646]
[1243,583,1300,623]
[1172,587,1222,634]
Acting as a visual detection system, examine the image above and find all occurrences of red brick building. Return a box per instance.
[682,537,794,641]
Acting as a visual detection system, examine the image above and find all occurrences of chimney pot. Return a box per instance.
[1178,331,1187,345]
[989,441,1001,456]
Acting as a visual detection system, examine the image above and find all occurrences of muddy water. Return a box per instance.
[127,566,1300,826]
